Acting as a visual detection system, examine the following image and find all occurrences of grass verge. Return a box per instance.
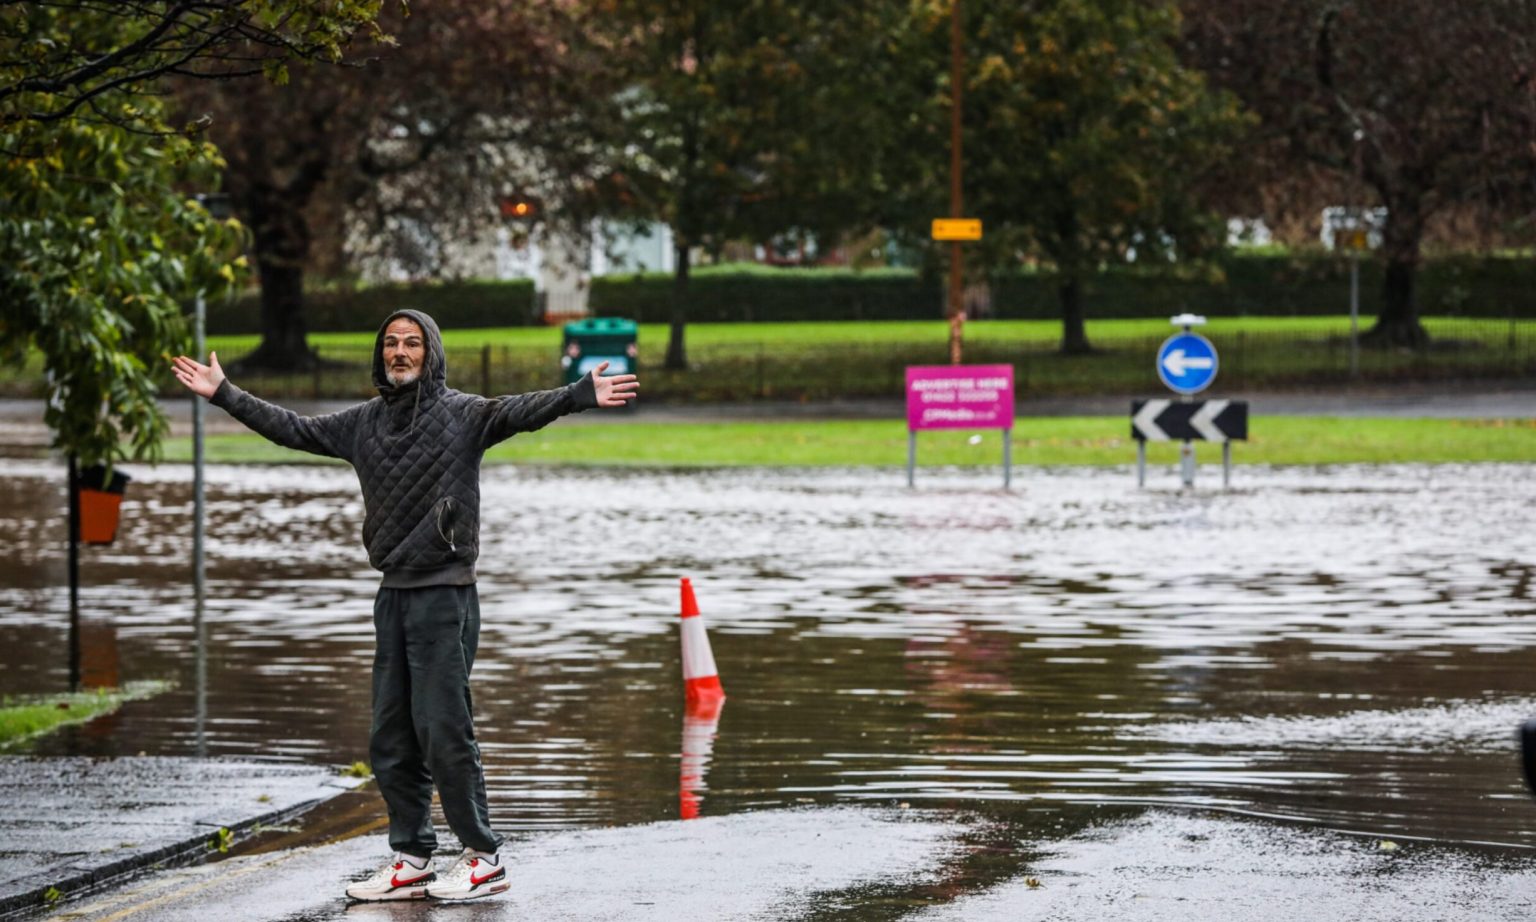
[184,315,1536,403]
[200,315,1523,351]
[157,416,1536,468]
[0,681,171,748]
[4,316,1530,401]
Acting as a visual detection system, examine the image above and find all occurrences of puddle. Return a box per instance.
[2,460,1535,860]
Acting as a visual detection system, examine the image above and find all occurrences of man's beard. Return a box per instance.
[386,366,419,386]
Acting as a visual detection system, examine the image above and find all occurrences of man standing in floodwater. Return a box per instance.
[172,310,637,901]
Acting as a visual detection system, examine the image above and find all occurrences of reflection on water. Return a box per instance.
[1,460,1535,849]
[680,697,725,820]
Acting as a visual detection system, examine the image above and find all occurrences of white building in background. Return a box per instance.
[590,222,675,278]
[1226,217,1274,248]
[488,223,594,318]
[377,219,676,318]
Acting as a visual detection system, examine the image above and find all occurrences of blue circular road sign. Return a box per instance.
[1156,332,1219,394]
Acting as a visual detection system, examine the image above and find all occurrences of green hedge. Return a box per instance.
[592,255,1536,323]
[993,254,1536,319]
[206,279,538,335]
[202,256,1536,333]
[591,265,942,322]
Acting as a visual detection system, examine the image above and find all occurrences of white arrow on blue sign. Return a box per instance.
[1156,332,1219,394]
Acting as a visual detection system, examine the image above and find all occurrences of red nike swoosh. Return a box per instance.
[391,872,428,889]
[470,867,504,887]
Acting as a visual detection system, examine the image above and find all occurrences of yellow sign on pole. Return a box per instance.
[1340,228,1370,253]
[932,218,982,241]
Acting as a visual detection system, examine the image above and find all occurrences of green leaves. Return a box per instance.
[263,61,292,87]
[0,1,390,464]
[2,88,248,465]
[589,0,889,248]
[970,0,1246,339]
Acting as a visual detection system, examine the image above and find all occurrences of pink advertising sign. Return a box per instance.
[905,365,1015,431]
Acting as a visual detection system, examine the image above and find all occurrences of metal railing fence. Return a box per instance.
[198,317,1536,403]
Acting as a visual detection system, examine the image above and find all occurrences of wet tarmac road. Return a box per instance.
[0,756,361,914]
[46,806,1536,921]
[3,459,1536,918]
[53,806,969,922]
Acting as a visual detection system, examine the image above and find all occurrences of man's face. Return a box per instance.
[383,317,426,386]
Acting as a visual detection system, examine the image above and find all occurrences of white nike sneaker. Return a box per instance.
[426,848,508,900]
[345,852,435,901]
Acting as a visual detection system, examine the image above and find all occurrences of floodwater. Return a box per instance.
[3,459,1536,907]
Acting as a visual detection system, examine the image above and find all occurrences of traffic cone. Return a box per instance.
[679,577,725,706]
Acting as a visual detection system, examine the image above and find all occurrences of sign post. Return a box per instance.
[1325,208,1379,378]
[1342,228,1369,377]
[931,219,982,366]
[906,365,1015,488]
[1153,314,1219,488]
[1132,399,1247,488]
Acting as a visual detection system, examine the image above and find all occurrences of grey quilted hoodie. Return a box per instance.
[210,309,597,587]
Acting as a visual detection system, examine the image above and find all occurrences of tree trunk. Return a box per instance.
[1058,273,1091,354]
[665,242,690,370]
[242,260,318,370]
[1052,207,1092,354]
[1362,198,1430,349]
[232,182,324,371]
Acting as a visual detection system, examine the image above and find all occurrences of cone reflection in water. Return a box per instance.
[678,577,725,819]
[679,695,725,820]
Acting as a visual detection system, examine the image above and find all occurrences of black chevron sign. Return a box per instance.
[1131,399,1248,442]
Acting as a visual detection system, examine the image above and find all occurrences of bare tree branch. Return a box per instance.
[1,0,392,127]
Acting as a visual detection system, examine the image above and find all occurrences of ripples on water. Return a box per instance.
[1,460,1534,846]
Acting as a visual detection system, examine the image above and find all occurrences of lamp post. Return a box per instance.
[947,0,965,365]
[191,192,231,756]
[1350,129,1366,379]
[67,454,80,691]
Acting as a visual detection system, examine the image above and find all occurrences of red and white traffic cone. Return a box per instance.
[679,577,725,709]
[678,577,726,820]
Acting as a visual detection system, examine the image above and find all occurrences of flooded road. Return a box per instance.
[2,459,1535,909]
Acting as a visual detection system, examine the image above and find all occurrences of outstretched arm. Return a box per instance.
[171,351,226,399]
[479,363,638,448]
[591,362,639,407]
[171,351,359,461]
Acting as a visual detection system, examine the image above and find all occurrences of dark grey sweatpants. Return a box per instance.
[370,584,502,857]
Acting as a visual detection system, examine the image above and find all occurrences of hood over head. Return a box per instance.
[373,309,447,397]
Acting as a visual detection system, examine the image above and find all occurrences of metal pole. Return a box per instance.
[907,430,917,488]
[193,293,208,756]
[1137,440,1146,488]
[1002,427,1011,490]
[947,0,964,366]
[1179,390,1195,488]
[1349,256,1360,378]
[1222,441,1232,490]
[67,453,81,693]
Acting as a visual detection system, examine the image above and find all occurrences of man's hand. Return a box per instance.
[590,362,639,408]
[171,351,227,399]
